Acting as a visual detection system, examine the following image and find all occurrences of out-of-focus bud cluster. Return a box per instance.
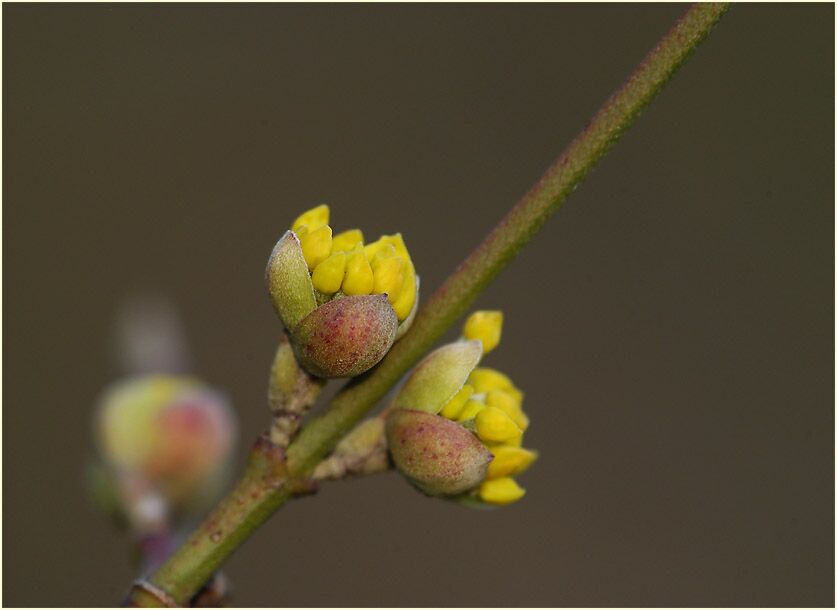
[386,311,537,506]
[266,205,419,378]
[92,376,236,531]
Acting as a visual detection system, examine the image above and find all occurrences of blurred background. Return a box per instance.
[3,3,834,607]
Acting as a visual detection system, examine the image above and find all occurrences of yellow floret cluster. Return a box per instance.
[439,312,537,505]
[291,205,417,321]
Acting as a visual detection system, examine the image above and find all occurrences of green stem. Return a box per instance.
[128,437,297,606]
[131,4,729,605]
[288,0,730,475]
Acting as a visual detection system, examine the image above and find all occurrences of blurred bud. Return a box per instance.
[86,459,125,525]
[113,293,192,375]
[94,376,237,524]
[386,310,537,506]
[265,205,421,378]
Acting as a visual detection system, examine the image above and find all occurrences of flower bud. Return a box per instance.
[332,228,364,252]
[94,376,236,520]
[311,252,347,294]
[386,310,537,507]
[266,205,421,378]
[478,476,526,505]
[386,409,492,496]
[438,384,475,419]
[462,310,503,354]
[343,246,375,296]
[292,204,329,232]
[266,230,317,330]
[292,294,398,378]
[395,340,483,413]
[455,398,486,423]
[298,225,333,270]
[486,446,538,479]
[474,406,522,444]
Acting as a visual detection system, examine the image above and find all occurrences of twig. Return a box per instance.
[127,4,730,605]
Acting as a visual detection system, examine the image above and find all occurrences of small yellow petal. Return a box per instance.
[370,243,398,265]
[486,389,529,431]
[506,386,525,404]
[372,255,404,304]
[377,233,412,263]
[463,310,503,354]
[332,229,364,253]
[342,247,374,295]
[439,384,475,420]
[363,237,389,260]
[311,252,347,294]
[455,398,487,423]
[298,225,333,271]
[474,406,522,444]
[479,477,526,505]
[468,367,516,394]
[392,262,417,321]
[292,204,330,233]
[484,435,524,451]
[487,446,537,479]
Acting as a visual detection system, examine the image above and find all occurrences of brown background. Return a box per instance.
[3,3,834,607]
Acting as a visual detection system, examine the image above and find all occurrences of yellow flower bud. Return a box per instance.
[370,242,398,264]
[332,228,364,252]
[271,206,421,379]
[342,247,374,295]
[486,389,529,431]
[387,317,537,505]
[392,262,417,321]
[474,406,522,444]
[468,367,516,394]
[361,235,417,319]
[363,237,390,260]
[311,252,346,294]
[298,225,333,270]
[372,254,405,305]
[479,476,526,505]
[377,233,411,262]
[486,435,523,449]
[506,386,525,404]
[292,204,329,233]
[439,384,475,420]
[486,446,537,479]
[456,398,487,423]
[463,310,503,354]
